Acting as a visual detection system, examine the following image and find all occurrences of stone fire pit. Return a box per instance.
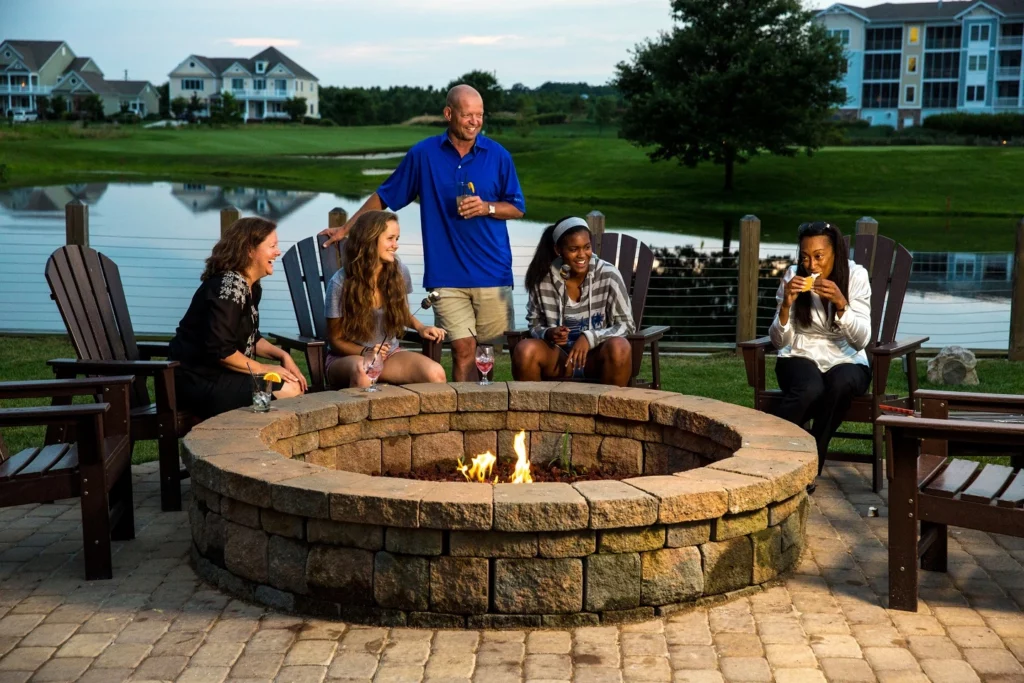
[183,382,815,628]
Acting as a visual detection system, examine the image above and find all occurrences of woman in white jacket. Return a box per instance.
[770,221,873,484]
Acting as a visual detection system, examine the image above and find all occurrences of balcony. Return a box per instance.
[924,69,959,79]
[223,89,291,100]
[997,66,1022,79]
[998,35,1024,48]
[927,38,960,50]
[0,84,52,95]
[996,96,1021,107]
[862,70,900,80]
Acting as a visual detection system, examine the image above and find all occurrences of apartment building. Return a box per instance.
[0,40,158,117]
[818,1,1024,127]
[167,46,319,120]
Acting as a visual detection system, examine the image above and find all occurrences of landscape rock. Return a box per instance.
[927,345,979,385]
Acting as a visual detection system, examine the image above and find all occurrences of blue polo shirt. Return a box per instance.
[377,132,526,289]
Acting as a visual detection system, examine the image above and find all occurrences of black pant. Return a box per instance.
[774,357,871,476]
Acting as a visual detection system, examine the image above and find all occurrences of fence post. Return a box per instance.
[1010,218,1024,361]
[586,210,606,256]
[220,206,240,238]
[328,207,348,230]
[65,199,89,247]
[736,215,761,352]
[856,216,879,237]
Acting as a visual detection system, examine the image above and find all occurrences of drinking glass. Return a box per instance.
[456,181,475,214]
[362,346,385,392]
[252,390,272,412]
[475,344,494,386]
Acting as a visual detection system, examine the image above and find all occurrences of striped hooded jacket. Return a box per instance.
[526,255,635,347]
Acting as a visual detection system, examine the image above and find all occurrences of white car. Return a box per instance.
[11,111,38,123]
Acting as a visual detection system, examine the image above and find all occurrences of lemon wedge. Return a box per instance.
[467,181,475,194]
[263,371,282,383]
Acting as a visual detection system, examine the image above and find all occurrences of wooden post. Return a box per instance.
[736,215,761,352]
[65,199,89,247]
[328,207,348,229]
[856,216,879,237]
[220,206,240,238]
[586,210,606,256]
[1010,218,1024,361]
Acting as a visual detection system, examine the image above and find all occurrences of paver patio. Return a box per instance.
[0,461,1022,682]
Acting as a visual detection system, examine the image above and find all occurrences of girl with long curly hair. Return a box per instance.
[324,211,446,388]
[169,217,306,417]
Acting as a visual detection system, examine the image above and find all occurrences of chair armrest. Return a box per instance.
[505,330,527,341]
[137,341,170,359]
[402,328,427,345]
[0,403,108,428]
[270,333,325,352]
[879,415,1024,443]
[48,358,179,375]
[0,376,135,400]
[629,326,670,344]
[737,336,774,350]
[870,336,929,358]
[915,389,1024,410]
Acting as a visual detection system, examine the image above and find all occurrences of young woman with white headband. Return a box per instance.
[512,216,635,386]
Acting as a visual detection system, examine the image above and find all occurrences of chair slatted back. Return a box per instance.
[849,233,913,349]
[594,232,656,329]
[45,246,149,408]
[282,234,344,341]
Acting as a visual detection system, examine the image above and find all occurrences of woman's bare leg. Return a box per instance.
[584,336,633,387]
[273,378,304,399]
[512,338,568,381]
[379,351,447,385]
[326,355,370,389]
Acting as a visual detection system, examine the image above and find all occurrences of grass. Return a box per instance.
[2,122,1024,251]
[3,334,1023,465]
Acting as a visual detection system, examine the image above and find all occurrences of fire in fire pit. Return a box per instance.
[456,429,533,484]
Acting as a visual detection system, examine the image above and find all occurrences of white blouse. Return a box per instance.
[769,261,872,372]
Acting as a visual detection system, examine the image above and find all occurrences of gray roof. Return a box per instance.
[64,57,99,75]
[184,47,317,81]
[104,80,150,96]
[3,40,65,70]
[832,1,1024,21]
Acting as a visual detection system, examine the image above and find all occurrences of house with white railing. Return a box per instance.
[167,46,319,121]
[0,39,158,117]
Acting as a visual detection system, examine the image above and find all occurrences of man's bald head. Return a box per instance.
[444,84,484,143]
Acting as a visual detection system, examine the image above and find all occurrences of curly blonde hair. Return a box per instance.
[339,211,409,343]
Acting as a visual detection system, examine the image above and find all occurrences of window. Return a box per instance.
[310,83,316,94]
[927,25,962,50]
[299,81,304,92]
[864,53,901,79]
[189,61,195,68]
[967,84,986,102]
[274,79,287,92]
[840,58,848,74]
[925,52,960,79]
[907,56,918,74]
[862,82,899,108]
[231,78,244,90]
[256,61,266,74]
[254,79,266,90]
[3,51,10,59]
[865,27,903,51]
[828,29,850,46]
[905,85,916,103]
[308,103,313,114]
[182,78,204,91]
[968,55,988,71]
[969,24,991,42]
[909,27,920,44]
[923,81,959,107]
[311,104,316,115]
[70,77,77,85]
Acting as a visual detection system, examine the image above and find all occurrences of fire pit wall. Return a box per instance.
[183,382,816,628]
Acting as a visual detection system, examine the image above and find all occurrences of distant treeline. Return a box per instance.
[318,81,620,127]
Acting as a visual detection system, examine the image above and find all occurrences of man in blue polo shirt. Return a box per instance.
[321,84,526,381]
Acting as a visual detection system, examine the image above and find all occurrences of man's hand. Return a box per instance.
[319,225,347,248]
[457,195,489,219]
[565,335,590,376]
[544,326,569,346]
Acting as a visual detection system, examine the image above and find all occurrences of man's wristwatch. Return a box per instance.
[487,204,496,216]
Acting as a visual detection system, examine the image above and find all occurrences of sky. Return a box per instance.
[6,0,932,89]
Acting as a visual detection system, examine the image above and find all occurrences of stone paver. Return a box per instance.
[0,462,1020,681]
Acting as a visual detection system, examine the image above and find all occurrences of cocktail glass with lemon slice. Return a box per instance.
[456,180,476,214]
[252,371,281,412]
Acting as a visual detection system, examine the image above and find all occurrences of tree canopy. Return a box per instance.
[446,70,504,115]
[614,0,847,190]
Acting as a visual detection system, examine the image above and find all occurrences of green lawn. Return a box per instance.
[2,122,1023,251]
[3,334,1022,465]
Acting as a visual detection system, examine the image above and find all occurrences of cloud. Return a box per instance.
[222,37,301,47]
[456,35,519,46]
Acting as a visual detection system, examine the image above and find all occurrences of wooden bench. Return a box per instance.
[882,410,1024,612]
[0,376,136,580]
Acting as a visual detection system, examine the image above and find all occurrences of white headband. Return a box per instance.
[552,216,590,244]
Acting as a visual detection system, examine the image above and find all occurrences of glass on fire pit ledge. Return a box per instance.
[182,381,816,627]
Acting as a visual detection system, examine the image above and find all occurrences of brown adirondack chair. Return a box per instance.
[0,376,135,579]
[739,232,929,493]
[275,234,442,392]
[45,245,192,512]
[505,232,670,390]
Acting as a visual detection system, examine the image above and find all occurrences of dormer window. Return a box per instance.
[256,61,267,74]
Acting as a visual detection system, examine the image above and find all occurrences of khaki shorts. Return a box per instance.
[432,287,514,345]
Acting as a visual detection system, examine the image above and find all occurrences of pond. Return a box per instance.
[0,182,1013,350]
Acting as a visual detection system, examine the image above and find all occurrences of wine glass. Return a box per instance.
[475,344,494,386]
[362,346,385,392]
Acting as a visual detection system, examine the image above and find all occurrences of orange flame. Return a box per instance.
[510,430,533,484]
[457,451,497,483]
[455,430,532,484]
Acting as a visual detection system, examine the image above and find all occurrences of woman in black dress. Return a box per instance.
[169,217,306,418]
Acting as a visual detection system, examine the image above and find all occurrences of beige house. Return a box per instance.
[167,46,319,120]
[0,39,158,117]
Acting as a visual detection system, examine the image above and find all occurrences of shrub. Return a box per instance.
[922,112,1024,138]
[532,112,568,125]
[318,118,335,127]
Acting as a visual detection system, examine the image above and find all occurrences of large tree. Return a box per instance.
[446,70,504,115]
[614,0,846,191]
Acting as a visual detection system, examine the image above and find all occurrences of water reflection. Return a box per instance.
[0,182,1012,350]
